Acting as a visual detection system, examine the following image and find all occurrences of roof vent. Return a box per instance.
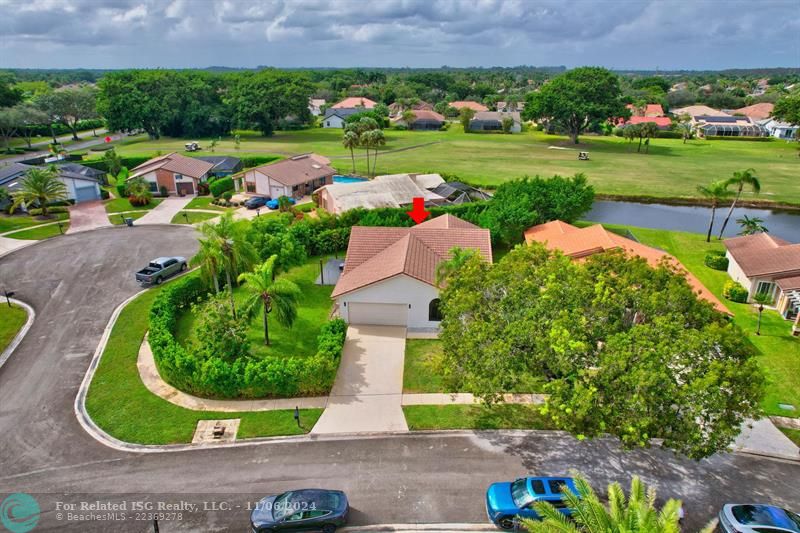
[312,164,321,169]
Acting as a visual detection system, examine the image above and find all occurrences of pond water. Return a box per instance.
[333,175,368,184]
[585,200,800,243]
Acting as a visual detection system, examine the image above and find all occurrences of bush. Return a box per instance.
[394,124,408,131]
[705,135,773,142]
[197,182,210,196]
[222,191,233,201]
[129,195,150,207]
[656,130,683,139]
[27,206,69,216]
[704,251,729,271]
[116,182,127,198]
[240,155,282,169]
[159,185,168,197]
[209,177,234,198]
[723,280,749,303]
[100,189,110,200]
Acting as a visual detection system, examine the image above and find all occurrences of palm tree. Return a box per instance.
[190,238,224,294]
[676,121,693,144]
[401,109,416,129]
[237,255,301,346]
[197,212,257,318]
[11,166,68,217]
[126,177,152,206]
[359,129,374,177]
[717,168,760,239]
[277,195,292,213]
[753,292,772,336]
[521,474,693,533]
[737,214,769,235]
[641,122,659,153]
[342,130,359,174]
[697,180,733,243]
[364,129,386,177]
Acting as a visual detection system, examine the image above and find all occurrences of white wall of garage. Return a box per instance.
[335,274,441,329]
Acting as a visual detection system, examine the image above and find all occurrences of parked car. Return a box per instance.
[135,257,187,285]
[486,476,578,530]
[266,196,296,210]
[184,141,200,152]
[718,504,800,532]
[244,196,271,209]
[250,489,349,532]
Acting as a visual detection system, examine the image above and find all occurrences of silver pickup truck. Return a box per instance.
[135,256,187,285]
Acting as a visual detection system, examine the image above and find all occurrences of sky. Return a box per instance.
[0,0,798,70]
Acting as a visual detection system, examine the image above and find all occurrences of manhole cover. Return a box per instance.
[778,403,796,411]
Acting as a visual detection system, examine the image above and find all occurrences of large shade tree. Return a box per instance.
[35,85,97,140]
[237,255,301,346]
[226,70,314,136]
[437,245,763,459]
[524,67,628,144]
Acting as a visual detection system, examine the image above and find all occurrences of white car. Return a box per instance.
[718,504,800,533]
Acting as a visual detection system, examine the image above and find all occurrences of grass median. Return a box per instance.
[403,404,555,431]
[85,285,322,445]
[6,222,70,240]
[0,303,28,353]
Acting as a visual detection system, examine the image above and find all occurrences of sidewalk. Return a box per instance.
[135,196,193,225]
[732,418,799,461]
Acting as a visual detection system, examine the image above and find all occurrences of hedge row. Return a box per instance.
[704,135,774,142]
[13,119,106,139]
[704,251,729,271]
[149,275,344,399]
[81,155,153,173]
[209,177,235,198]
[240,155,282,169]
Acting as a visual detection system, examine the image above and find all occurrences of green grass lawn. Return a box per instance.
[109,211,149,225]
[6,222,69,240]
[113,127,800,204]
[595,222,800,418]
[105,197,163,214]
[183,196,231,211]
[0,212,69,233]
[171,211,219,224]
[780,428,800,447]
[403,404,555,431]
[175,257,333,359]
[404,339,449,393]
[0,303,27,353]
[85,285,323,445]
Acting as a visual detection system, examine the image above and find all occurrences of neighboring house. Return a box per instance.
[496,101,525,112]
[322,107,363,128]
[692,115,765,137]
[524,220,730,314]
[238,153,334,199]
[392,110,445,130]
[309,98,326,116]
[672,105,729,117]
[331,214,492,329]
[669,82,688,92]
[469,111,522,132]
[625,116,672,129]
[449,101,489,112]
[759,118,799,140]
[724,233,800,328]
[315,173,444,213]
[129,152,214,196]
[331,97,377,109]
[0,162,102,204]
[388,100,433,116]
[427,181,492,205]
[195,156,243,178]
[733,103,774,121]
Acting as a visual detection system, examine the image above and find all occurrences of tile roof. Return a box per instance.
[331,216,491,297]
[408,110,445,122]
[724,233,800,278]
[644,104,665,117]
[628,116,672,128]
[331,97,377,109]
[0,163,33,185]
[130,152,214,180]
[524,221,730,314]
[672,105,730,117]
[776,275,800,291]
[253,153,335,186]
[472,111,521,123]
[323,107,364,119]
[449,101,489,112]
[734,102,774,120]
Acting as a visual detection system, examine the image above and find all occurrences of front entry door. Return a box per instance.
[176,181,194,196]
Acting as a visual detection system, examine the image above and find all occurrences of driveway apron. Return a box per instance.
[312,325,409,434]
[66,200,111,233]
[136,196,193,225]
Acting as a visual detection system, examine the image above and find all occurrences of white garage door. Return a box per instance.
[348,303,408,326]
[270,185,286,199]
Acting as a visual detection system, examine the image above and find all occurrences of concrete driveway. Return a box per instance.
[66,200,111,234]
[312,325,409,434]
[136,196,193,225]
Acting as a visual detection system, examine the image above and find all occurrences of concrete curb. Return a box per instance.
[339,524,496,532]
[0,298,35,370]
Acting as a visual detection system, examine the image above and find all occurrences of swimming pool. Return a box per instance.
[333,175,368,184]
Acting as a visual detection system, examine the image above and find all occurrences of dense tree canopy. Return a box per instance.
[35,85,97,140]
[226,70,314,136]
[772,93,800,127]
[438,244,763,459]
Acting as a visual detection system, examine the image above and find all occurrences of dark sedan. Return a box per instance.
[244,196,271,209]
[250,489,348,532]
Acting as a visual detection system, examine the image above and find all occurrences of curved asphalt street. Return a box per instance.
[0,227,798,532]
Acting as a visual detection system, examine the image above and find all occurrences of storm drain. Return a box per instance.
[192,419,240,444]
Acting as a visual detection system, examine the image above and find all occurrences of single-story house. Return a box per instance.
[524,220,730,314]
[626,116,672,129]
[309,98,326,116]
[724,232,800,330]
[0,162,102,204]
[129,152,214,196]
[449,101,489,112]
[195,156,243,178]
[388,100,433,117]
[672,105,729,117]
[392,110,445,130]
[496,101,525,112]
[759,118,799,140]
[692,115,765,137]
[733,103,774,121]
[331,97,377,109]
[315,173,445,214]
[331,214,492,329]
[322,107,363,128]
[469,111,522,132]
[643,103,665,117]
[237,153,334,200]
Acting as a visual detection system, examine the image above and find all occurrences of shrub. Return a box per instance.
[27,206,69,216]
[100,189,110,200]
[116,182,127,198]
[704,135,773,142]
[240,155,282,169]
[159,185,168,197]
[723,280,749,303]
[209,177,234,198]
[394,124,407,131]
[222,191,233,201]
[197,182,210,196]
[704,251,729,271]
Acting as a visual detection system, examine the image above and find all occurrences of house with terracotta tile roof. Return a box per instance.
[129,153,214,196]
[391,109,445,130]
[733,102,774,121]
[237,153,335,199]
[331,97,377,109]
[449,101,489,112]
[331,214,492,329]
[724,233,800,331]
[524,221,730,314]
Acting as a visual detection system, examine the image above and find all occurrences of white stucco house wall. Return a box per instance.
[331,214,492,332]
[759,118,799,140]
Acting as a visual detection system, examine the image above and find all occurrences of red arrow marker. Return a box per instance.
[104,136,112,143]
[406,197,430,224]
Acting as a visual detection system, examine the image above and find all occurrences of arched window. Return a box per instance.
[428,298,442,322]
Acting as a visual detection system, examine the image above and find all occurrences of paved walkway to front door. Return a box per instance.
[136,196,193,225]
[66,200,111,234]
[311,325,409,434]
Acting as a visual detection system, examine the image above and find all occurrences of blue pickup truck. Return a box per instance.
[486,476,578,530]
